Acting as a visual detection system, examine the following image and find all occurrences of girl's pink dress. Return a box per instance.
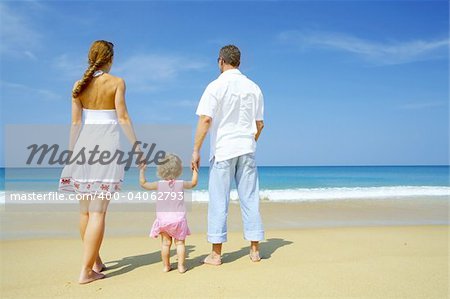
[149,180,191,240]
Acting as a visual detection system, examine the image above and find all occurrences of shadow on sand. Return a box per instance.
[105,245,195,278]
[105,237,293,277]
[221,238,293,264]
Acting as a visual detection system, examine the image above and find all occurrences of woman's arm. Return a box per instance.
[183,168,198,189]
[139,165,158,190]
[115,78,140,149]
[69,81,83,151]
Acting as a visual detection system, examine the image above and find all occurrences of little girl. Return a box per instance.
[139,154,197,273]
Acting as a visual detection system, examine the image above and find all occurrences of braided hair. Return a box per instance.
[72,40,114,98]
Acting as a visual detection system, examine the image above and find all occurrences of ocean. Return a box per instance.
[1,166,449,202]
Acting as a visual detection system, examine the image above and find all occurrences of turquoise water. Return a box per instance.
[2,166,449,201]
[2,166,449,189]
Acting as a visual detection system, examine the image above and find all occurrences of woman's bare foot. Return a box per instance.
[162,265,172,272]
[203,253,222,266]
[178,265,187,273]
[93,256,106,272]
[78,269,105,284]
[93,263,106,273]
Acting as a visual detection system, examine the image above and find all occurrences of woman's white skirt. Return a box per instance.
[59,109,125,194]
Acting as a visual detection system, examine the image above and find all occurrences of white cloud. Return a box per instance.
[0,80,62,102]
[115,54,207,92]
[53,52,207,92]
[0,3,42,59]
[398,100,447,110]
[23,51,37,60]
[166,99,198,107]
[279,30,449,65]
[53,53,86,80]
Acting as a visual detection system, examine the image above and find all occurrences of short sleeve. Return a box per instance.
[196,83,218,118]
[256,89,264,121]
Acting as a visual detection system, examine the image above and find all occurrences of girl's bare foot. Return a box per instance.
[162,265,172,272]
[78,269,105,284]
[178,265,187,273]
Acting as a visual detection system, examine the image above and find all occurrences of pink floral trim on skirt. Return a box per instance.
[59,177,122,194]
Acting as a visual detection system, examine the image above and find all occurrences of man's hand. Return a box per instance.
[255,120,264,141]
[192,115,211,171]
[191,150,200,171]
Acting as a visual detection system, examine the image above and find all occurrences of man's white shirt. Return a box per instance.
[196,69,264,162]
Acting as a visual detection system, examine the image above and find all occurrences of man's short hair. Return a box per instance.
[219,45,241,67]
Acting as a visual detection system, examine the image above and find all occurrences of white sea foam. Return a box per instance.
[1,186,449,204]
[192,186,450,202]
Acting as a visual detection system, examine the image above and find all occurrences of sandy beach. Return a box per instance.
[1,199,449,298]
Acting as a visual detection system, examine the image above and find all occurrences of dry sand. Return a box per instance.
[1,200,448,298]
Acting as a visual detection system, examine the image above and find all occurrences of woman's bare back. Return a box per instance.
[77,73,122,110]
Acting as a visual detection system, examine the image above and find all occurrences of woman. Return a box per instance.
[59,40,140,284]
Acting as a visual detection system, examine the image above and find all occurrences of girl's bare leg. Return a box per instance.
[161,232,172,272]
[79,196,110,284]
[175,239,187,273]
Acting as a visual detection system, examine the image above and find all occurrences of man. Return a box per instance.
[192,45,265,265]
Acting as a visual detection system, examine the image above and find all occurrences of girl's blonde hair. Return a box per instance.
[157,154,183,180]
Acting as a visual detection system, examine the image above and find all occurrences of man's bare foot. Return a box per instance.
[78,269,105,284]
[249,251,261,262]
[203,253,222,266]
[178,265,187,273]
[162,265,172,272]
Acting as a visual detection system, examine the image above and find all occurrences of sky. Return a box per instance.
[0,0,448,166]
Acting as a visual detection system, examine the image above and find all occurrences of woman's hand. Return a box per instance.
[136,148,147,167]
[138,162,147,171]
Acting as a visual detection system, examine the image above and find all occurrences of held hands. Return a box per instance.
[191,150,200,171]
[138,161,147,171]
[135,147,147,167]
